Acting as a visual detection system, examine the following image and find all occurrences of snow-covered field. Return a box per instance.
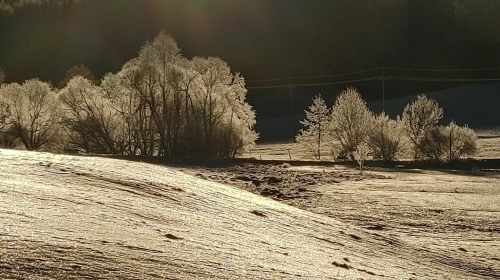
[241,131,500,161]
[1,148,499,279]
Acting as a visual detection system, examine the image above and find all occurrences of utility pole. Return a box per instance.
[381,67,386,113]
[287,77,296,140]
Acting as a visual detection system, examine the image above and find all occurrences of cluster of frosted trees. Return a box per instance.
[0,32,258,157]
[296,88,478,163]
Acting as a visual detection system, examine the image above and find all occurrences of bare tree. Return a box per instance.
[0,79,58,150]
[295,94,331,160]
[330,87,373,159]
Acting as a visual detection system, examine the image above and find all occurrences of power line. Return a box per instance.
[247,76,500,89]
[247,67,382,83]
[247,77,380,89]
[246,66,500,84]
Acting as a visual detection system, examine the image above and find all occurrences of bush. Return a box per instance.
[417,125,447,161]
[443,121,478,161]
[369,113,408,161]
[417,121,478,161]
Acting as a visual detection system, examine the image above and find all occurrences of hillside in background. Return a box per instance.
[370,82,500,127]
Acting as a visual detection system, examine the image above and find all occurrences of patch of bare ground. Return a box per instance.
[1,149,495,279]
[182,163,500,279]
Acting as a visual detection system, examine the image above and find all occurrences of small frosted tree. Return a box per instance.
[352,142,371,173]
[295,94,331,160]
[401,94,443,158]
[330,87,373,159]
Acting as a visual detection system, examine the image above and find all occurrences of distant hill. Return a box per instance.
[256,83,500,142]
[370,82,500,128]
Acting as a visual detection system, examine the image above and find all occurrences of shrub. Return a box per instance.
[417,125,447,161]
[417,121,478,161]
[369,113,408,161]
[443,121,478,161]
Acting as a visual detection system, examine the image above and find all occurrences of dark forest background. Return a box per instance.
[1,0,499,141]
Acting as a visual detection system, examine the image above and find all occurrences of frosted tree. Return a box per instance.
[101,31,258,157]
[59,76,123,154]
[130,32,181,156]
[352,142,371,173]
[218,72,258,157]
[330,87,373,159]
[101,71,144,155]
[106,57,159,156]
[295,94,331,160]
[0,79,58,150]
[189,56,258,157]
[401,94,443,158]
[0,70,7,131]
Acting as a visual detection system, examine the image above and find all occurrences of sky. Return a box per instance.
[1,0,499,98]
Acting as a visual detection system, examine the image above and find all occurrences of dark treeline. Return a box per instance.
[1,1,499,88]
[1,0,498,143]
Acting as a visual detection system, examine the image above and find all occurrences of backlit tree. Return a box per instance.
[330,87,373,159]
[295,94,331,160]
